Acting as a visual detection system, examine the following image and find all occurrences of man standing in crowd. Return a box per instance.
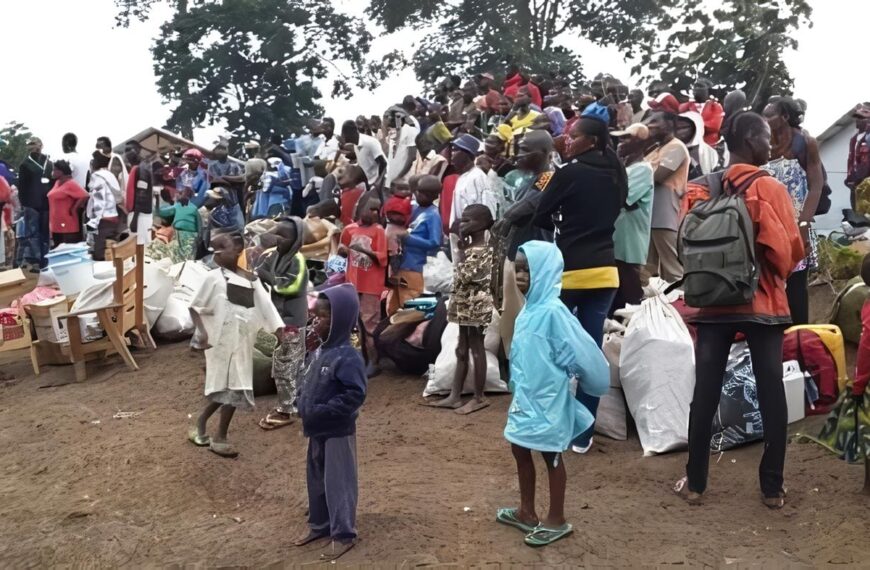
[448,134,493,259]
[17,137,52,271]
[610,123,655,312]
[96,136,128,191]
[208,140,245,206]
[385,110,419,191]
[447,81,479,130]
[846,103,870,206]
[506,86,540,135]
[679,78,725,147]
[492,130,555,355]
[61,133,90,189]
[629,89,646,124]
[675,112,720,179]
[475,73,502,114]
[340,120,387,197]
[644,111,689,283]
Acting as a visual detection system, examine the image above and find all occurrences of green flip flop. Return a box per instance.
[188,428,210,447]
[524,523,574,547]
[496,508,538,533]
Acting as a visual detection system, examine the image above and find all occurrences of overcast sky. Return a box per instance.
[2,0,867,159]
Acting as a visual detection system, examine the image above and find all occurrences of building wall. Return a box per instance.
[816,126,854,231]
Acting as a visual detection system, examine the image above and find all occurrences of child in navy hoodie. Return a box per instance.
[294,283,367,561]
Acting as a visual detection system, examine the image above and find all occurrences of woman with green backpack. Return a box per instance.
[673,111,804,509]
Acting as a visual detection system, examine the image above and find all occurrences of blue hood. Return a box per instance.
[320,283,359,348]
[520,240,564,308]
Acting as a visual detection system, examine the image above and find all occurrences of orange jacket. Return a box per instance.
[691,164,804,323]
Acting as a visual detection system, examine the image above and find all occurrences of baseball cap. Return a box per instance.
[611,123,650,139]
[243,140,260,150]
[450,133,482,156]
[25,136,42,146]
[182,148,203,160]
[477,72,495,81]
[648,93,680,114]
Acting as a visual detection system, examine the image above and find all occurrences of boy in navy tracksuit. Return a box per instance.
[295,283,366,561]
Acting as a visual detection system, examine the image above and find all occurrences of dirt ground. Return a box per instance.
[0,282,867,568]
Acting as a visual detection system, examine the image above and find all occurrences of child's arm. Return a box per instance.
[551,331,609,398]
[312,359,366,419]
[403,213,442,251]
[188,308,211,350]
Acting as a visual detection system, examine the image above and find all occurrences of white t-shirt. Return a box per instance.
[315,135,341,161]
[354,133,385,185]
[62,151,90,188]
[386,123,420,187]
[450,166,495,226]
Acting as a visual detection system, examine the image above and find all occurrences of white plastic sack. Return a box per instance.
[422,252,453,294]
[154,261,211,339]
[597,331,628,440]
[619,294,695,456]
[422,308,508,396]
[69,281,114,342]
[142,260,174,327]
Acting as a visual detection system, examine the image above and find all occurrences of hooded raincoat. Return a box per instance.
[297,284,367,439]
[504,241,609,452]
[256,216,308,327]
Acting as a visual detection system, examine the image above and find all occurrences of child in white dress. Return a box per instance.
[187,229,284,457]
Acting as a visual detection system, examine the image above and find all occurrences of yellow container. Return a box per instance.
[784,324,848,392]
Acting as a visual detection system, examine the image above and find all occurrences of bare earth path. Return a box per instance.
[0,336,866,567]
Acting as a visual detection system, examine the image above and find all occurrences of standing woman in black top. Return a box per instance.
[534,103,626,454]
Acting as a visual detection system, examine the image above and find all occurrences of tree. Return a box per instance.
[368,0,811,106]
[367,0,587,88]
[0,122,34,170]
[116,0,401,143]
[622,0,813,109]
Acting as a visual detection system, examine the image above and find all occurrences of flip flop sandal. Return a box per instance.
[673,476,703,505]
[496,508,538,533]
[523,523,573,547]
[209,441,239,458]
[187,428,210,447]
[762,490,787,509]
[293,531,329,547]
[258,411,295,431]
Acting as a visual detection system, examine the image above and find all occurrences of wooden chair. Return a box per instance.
[58,235,155,382]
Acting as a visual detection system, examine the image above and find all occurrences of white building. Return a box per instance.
[816,110,861,231]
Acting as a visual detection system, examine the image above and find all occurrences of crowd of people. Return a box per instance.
[2,67,869,558]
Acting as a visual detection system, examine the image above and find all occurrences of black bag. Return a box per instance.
[711,343,764,452]
[675,171,767,308]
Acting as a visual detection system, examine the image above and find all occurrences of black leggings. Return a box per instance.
[687,322,787,498]
[786,269,809,326]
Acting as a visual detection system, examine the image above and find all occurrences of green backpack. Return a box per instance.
[675,171,769,308]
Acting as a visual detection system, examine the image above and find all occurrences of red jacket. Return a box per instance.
[503,74,542,108]
[679,99,724,146]
[691,164,804,323]
[47,179,89,234]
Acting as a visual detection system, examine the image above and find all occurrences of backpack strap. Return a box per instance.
[723,169,770,197]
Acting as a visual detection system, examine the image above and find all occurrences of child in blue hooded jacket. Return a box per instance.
[497,241,609,547]
[294,283,366,562]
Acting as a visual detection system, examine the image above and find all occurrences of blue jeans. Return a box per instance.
[560,287,617,447]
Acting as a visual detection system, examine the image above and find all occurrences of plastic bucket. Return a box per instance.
[49,258,97,296]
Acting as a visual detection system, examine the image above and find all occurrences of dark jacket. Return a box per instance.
[297,283,367,439]
[131,162,153,214]
[19,154,52,211]
[499,169,555,261]
[533,149,624,272]
[256,217,308,327]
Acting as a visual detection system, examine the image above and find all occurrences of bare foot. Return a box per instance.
[426,395,463,409]
[455,397,490,415]
[294,530,329,547]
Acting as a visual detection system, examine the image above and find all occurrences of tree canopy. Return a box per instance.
[115,0,400,143]
[0,122,34,169]
[368,0,811,104]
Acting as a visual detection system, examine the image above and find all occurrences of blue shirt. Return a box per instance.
[399,205,442,272]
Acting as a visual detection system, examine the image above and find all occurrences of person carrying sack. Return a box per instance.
[673,111,804,509]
